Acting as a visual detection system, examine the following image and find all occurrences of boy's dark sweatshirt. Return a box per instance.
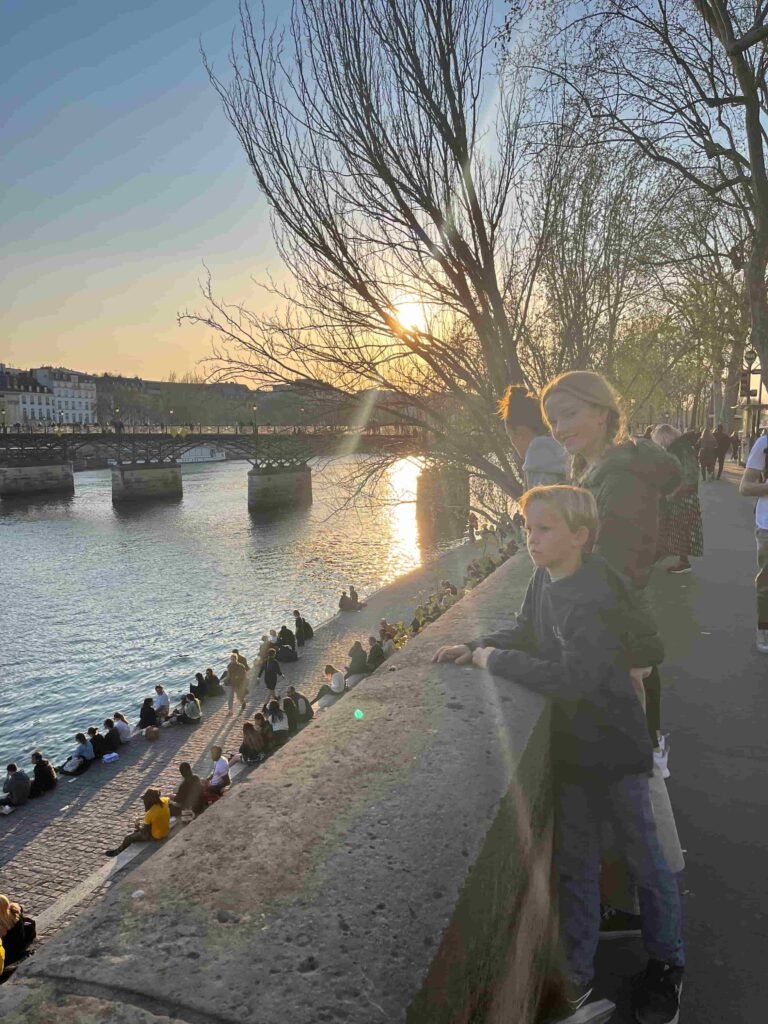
[467,554,659,780]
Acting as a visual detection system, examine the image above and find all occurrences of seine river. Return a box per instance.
[0,456,442,761]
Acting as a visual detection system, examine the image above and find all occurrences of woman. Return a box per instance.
[541,370,685,924]
[191,672,206,701]
[239,722,266,764]
[253,712,273,754]
[204,667,223,697]
[112,712,132,744]
[316,664,346,709]
[138,697,158,731]
[652,425,704,575]
[282,695,299,735]
[257,649,283,700]
[698,426,718,481]
[263,700,290,747]
[345,641,368,680]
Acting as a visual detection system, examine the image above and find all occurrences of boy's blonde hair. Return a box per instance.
[519,485,598,548]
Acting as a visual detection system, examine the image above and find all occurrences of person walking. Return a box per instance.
[652,425,704,575]
[714,423,732,479]
[739,431,768,653]
[698,427,718,481]
[257,649,283,700]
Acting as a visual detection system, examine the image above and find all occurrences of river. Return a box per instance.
[0,456,450,761]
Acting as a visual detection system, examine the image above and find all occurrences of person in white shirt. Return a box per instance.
[317,664,346,709]
[207,746,230,794]
[380,631,396,659]
[112,712,132,744]
[739,431,768,652]
[153,685,170,720]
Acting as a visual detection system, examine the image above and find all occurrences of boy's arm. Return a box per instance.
[466,576,537,652]
[476,606,623,701]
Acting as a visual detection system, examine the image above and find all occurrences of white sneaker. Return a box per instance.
[757,629,768,654]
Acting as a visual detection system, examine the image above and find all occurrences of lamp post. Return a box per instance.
[169,409,174,435]
[252,404,258,435]
[745,346,758,447]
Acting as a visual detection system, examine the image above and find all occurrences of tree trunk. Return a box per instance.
[745,233,768,395]
[723,335,746,432]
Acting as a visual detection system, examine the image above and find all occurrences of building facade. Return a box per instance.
[0,365,56,426]
[31,367,98,424]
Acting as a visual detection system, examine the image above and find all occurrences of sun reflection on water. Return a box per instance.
[385,456,423,570]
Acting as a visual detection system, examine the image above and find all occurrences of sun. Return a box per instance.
[392,293,429,334]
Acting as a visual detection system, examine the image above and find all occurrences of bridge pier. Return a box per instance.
[0,463,75,497]
[248,465,312,510]
[111,462,183,503]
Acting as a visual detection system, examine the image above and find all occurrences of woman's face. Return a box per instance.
[544,392,609,458]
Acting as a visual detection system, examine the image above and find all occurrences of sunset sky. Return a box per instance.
[2,1,283,379]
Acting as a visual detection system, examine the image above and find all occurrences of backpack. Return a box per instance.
[303,619,314,639]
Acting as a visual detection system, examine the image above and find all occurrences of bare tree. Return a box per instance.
[527,0,768,386]
[181,0,565,497]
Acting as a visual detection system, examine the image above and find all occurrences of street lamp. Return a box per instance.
[169,409,174,435]
[252,404,258,435]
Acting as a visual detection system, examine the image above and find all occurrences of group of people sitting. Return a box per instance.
[338,584,366,611]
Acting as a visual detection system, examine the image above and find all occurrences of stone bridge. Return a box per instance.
[0,429,425,508]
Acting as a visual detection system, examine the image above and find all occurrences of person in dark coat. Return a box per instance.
[169,762,206,816]
[713,423,732,479]
[102,719,122,753]
[29,752,57,798]
[138,698,158,730]
[698,427,718,480]
[652,425,704,575]
[191,673,206,701]
[257,650,283,699]
[87,727,108,759]
[366,636,386,673]
[277,624,296,651]
[345,641,369,680]
[292,610,306,648]
[204,668,223,696]
[282,696,299,734]
[286,686,314,723]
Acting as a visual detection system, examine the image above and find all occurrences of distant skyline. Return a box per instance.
[1,1,285,380]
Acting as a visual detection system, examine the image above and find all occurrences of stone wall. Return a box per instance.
[0,553,557,1024]
[248,465,312,510]
[0,463,74,496]
[111,463,183,502]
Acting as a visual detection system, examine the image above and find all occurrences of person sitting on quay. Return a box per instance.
[349,583,366,608]
[286,685,314,725]
[0,764,31,809]
[29,752,57,798]
[0,894,35,970]
[276,642,298,663]
[253,712,273,754]
[138,698,158,731]
[59,733,96,775]
[258,648,283,701]
[277,623,296,652]
[102,719,122,752]
[112,712,133,744]
[87,726,108,759]
[315,664,347,709]
[105,787,172,857]
[171,693,202,725]
[410,607,424,635]
[380,629,396,659]
[345,641,369,688]
[263,700,290,747]
[153,684,170,721]
[239,722,267,765]
[191,673,207,701]
[379,617,397,640]
[204,667,223,697]
[282,695,299,735]
[338,590,358,612]
[268,629,280,650]
[169,762,206,818]
[366,635,386,673]
[293,609,313,646]
[205,746,231,800]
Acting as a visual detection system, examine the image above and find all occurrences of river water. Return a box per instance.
[0,456,444,761]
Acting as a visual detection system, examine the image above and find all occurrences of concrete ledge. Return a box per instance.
[1,553,556,1024]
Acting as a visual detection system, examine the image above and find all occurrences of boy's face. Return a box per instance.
[524,501,587,573]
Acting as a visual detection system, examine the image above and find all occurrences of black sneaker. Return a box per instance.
[631,959,683,1024]
[599,903,642,939]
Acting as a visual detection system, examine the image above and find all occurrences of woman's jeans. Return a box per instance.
[555,772,685,987]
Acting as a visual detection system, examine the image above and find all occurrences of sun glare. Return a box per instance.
[392,294,429,334]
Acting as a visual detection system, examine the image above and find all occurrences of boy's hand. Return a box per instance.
[432,644,473,665]
[471,647,495,670]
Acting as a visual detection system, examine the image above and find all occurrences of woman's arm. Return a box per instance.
[739,467,768,497]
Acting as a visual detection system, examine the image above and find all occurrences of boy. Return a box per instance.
[434,486,684,1024]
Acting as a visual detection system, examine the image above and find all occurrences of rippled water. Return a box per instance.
[0,456,436,761]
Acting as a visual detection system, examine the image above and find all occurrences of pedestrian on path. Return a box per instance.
[738,432,768,652]
[257,649,282,700]
[652,425,704,575]
[698,427,718,481]
[714,423,732,479]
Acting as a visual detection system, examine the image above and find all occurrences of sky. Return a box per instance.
[1,1,283,379]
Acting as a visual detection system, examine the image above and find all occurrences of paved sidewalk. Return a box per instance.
[596,466,768,1021]
[0,536,493,939]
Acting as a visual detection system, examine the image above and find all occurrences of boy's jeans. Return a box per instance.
[555,772,685,986]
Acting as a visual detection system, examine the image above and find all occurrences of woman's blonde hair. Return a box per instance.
[0,895,22,935]
[520,485,598,548]
[540,371,627,478]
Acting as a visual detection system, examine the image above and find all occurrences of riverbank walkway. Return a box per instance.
[596,464,768,1022]
[0,535,490,942]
